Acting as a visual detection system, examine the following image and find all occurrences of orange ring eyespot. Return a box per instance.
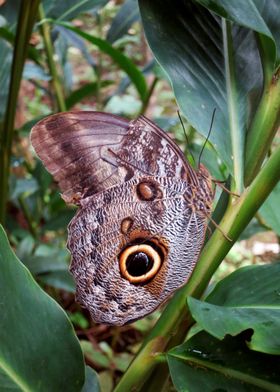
[119,244,162,284]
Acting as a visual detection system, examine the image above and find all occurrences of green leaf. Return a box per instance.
[23,62,51,81]
[0,39,12,119]
[168,331,280,392]
[255,0,280,64]
[22,249,69,275]
[10,178,39,200]
[139,0,277,189]
[81,366,101,392]
[80,341,111,369]
[68,311,90,329]
[0,225,84,391]
[0,27,41,65]
[191,143,226,181]
[99,370,114,392]
[53,21,148,102]
[188,263,280,355]
[259,182,280,235]
[205,262,280,306]
[43,0,109,21]
[0,0,21,29]
[106,0,139,43]
[196,0,276,63]
[113,352,133,372]
[238,218,268,240]
[39,270,76,293]
[65,80,113,109]
[42,209,75,231]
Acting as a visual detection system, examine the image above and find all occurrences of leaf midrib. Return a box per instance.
[0,357,32,392]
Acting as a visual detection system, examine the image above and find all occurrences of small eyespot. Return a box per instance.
[136,180,162,201]
[120,217,134,234]
[119,243,162,284]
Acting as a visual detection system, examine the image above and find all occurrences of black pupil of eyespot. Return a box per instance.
[126,252,153,277]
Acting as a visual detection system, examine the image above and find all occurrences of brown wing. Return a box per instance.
[31,111,194,203]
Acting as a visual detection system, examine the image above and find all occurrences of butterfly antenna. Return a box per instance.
[177,110,195,164]
[198,108,216,167]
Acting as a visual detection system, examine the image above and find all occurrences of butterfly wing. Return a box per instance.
[31,111,211,325]
[31,111,194,203]
[68,175,207,325]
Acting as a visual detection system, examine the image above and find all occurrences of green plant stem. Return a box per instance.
[222,19,244,193]
[244,66,280,186]
[0,0,40,224]
[139,76,158,115]
[95,12,103,111]
[256,34,275,90]
[114,144,280,392]
[38,5,66,112]
[18,195,38,239]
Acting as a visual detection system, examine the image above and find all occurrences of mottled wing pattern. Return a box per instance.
[117,116,191,180]
[31,110,213,326]
[31,112,193,204]
[68,176,207,325]
[31,112,130,202]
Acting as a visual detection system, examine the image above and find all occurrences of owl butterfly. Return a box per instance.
[31,111,214,326]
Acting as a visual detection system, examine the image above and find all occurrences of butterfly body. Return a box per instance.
[31,112,213,325]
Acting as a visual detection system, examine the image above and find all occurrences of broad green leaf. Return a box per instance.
[196,0,276,64]
[53,21,148,102]
[0,225,84,391]
[168,331,280,392]
[254,0,280,64]
[188,263,280,355]
[189,298,280,355]
[81,367,101,392]
[139,0,276,187]
[191,143,226,180]
[0,367,22,391]
[205,262,280,306]
[259,182,280,235]
[106,0,139,43]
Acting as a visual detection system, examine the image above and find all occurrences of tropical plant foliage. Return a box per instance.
[0,0,279,391]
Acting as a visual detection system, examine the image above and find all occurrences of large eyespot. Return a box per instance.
[119,242,163,284]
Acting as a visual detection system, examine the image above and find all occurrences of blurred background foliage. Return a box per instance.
[0,1,279,391]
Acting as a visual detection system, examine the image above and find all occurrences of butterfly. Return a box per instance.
[31,111,214,326]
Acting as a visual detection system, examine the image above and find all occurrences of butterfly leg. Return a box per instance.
[202,210,232,242]
[212,179,240,198]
